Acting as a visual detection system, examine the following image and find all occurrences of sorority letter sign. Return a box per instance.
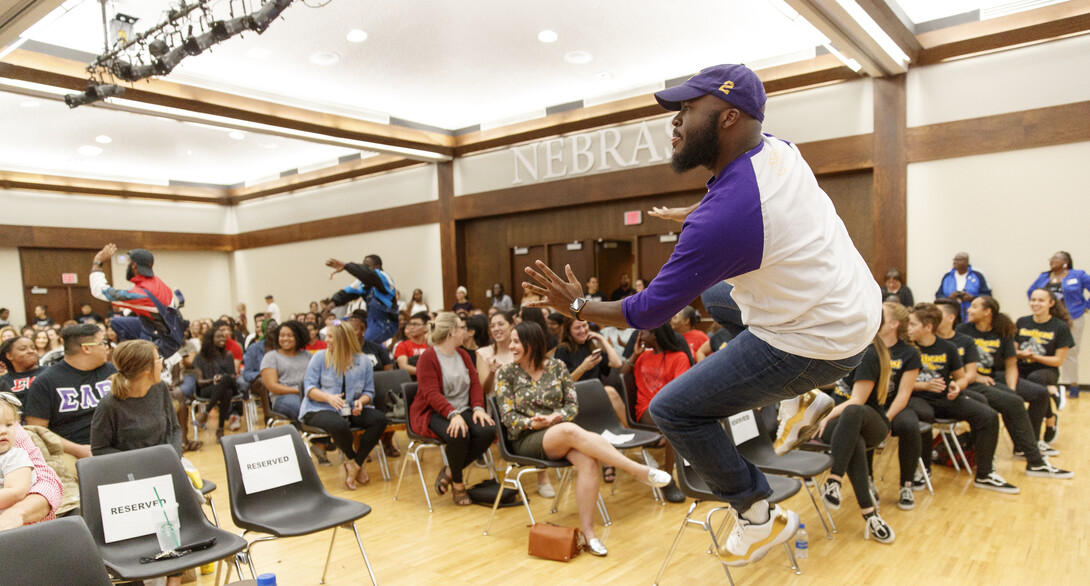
[98,474,177,543]
[727,410,760,445]
[234,434,302,494]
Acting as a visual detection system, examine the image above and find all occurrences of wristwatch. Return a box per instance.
[570,297,588,320]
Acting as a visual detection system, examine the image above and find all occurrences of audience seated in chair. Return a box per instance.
[393,312,430,379]
[410,312,496,506]
[494,321,671,557]
[300,323,388,490]
[618,323,691,502]
[261,321,313,421]
[0,336,45,407]
[816,331,895,543]
[1017,288,1073,441]
[193,326,240,443]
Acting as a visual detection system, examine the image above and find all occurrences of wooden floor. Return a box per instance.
[185,398,1089,586]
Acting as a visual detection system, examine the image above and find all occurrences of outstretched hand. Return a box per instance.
[94,243,117,264]
[648,203,698,223]
[522,260,583,317]
[325,258,346,280]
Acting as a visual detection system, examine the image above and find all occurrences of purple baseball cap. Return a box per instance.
[654,64,766,122]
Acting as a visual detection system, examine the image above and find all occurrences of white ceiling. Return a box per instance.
[0,0,1054,187]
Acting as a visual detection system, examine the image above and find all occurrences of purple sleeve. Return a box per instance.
[622,166,764,330]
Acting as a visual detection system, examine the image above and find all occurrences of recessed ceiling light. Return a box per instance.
[309,51,341,66]
[228,131,245,140]
[95,134,112,144]
[19,100,40,108]
[538,30,558,43]
[186,150,193,155]
[595,72,614,81]
[77,145,103,157]
[564,50,593,65]
[346,29,368,43]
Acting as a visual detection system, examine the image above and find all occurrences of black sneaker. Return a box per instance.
[974,471,1020,494]
[1043,415,1058,443]
[1037,440,1059,456]
[821,480,842,510]
[661,480,686,503]
[898,486,915,511]
[911,469,929,492]
[1026,459,1074,479]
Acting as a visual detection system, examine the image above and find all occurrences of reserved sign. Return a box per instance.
[234,434,302,494]
[728,410,759,445]
[98,474,177,543]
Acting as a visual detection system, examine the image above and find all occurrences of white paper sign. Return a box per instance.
[601,430,635,446]
[98,474,177,544]
[234,434,303,494]
[728,410,760,445]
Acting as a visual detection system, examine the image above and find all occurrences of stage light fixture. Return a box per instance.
[64,83,125,108]
[249,0,293,34]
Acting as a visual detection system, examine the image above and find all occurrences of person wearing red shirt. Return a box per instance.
[393,312,430,378]
[620,323,692,503]
[671,306,709,356]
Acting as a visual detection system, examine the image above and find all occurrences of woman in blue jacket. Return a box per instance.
[301,322,388,490]
[1028,251,1090,391]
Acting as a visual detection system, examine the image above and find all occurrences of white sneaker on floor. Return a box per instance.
[774,390,834,456]
[537,483,556,498]
[821,480,842,510]
[1037,440,1059,456]
[974,471,1020,494]
[864,513,895,544]
[1026,458,1073,479]
[897,486,915,511]
[719,505,799,567]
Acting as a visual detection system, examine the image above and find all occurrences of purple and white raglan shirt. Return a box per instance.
[622,134,881,360]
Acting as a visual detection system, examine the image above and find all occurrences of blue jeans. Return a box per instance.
[648,329,863,512]
[270,393,302,420]
[179,375,196,398]
[701,282,746,338]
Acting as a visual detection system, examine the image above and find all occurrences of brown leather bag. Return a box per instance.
[528,523,584,562]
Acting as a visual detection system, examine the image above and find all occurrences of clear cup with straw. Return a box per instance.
[152,487,181,553]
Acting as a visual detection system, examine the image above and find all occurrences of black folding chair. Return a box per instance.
[0,516,112,585]
[76,445,247,583]
[393,382,448,512]
[620,371,662,432]
[728,409,837,538]
[373,369,411,425]
[220,426,378,585]
[483,396,610,535]
[573,379,666,503]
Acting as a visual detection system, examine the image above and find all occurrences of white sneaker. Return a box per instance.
[974,471,1020,494]
[774,390,834,456]
[864,513,895,544]
[641,467,672,488]
[897,486,915,511]
[586,538,608,556]
[1057,386,1067,410]
[1026,458,1074,479]
[537,483,556,498]
[821,480,842,510]
[719,505,799,567]
[1037,440,1059,456]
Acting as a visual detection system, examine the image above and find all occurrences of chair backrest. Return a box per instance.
[218,425,330,532]
[374,369,411,410]
[572,379,624,434]
[0,516,112,585]
[486,395,568,469]
[400,382,427,440]
[619,371,658,431]
[723,409,776,456]
[77,445,216,561]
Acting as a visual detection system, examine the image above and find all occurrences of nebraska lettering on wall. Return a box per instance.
[511,117,674,185]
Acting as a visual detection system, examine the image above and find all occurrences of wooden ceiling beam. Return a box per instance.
[0,170,226,203]
[856,0,922,61]
[917,0,1090,65]
[0,0,66,49]
[0,49,456,157]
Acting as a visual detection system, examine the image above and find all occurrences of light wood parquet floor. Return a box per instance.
[184,397,1089,586]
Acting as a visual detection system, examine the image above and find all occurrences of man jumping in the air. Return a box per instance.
[525,64,880,566]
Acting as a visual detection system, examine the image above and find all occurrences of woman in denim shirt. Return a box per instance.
[301,322,388,490]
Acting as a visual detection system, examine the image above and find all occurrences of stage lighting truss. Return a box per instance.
[66,0,300,108]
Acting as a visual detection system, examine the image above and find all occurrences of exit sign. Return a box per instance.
[61,273,78,284]
[624,210,642,226]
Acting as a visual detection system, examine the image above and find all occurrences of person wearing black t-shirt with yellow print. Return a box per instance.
[940,299,1072,479]
[878,302,930,510]
[908,303,1015,493]
[1017,288,1074,442]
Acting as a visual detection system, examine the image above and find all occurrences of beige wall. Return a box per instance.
[763,77,873,142]
[231,223,443,321]
[0,188,233,233]
[906,141,1090,382]
[0,248,25,328]
[106,250,235,322]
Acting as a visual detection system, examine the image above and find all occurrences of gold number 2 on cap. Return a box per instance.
[718,81,735,96]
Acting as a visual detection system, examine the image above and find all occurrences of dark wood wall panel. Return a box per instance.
[872,75,908,282]
[19,248,111,325]
[234,201,440,250]
[820,170,877,275]
[2,224,233,251]
[906,101,1090,163]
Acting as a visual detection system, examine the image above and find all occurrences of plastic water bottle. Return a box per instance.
[256,573,277,586]
[795,523,808,559]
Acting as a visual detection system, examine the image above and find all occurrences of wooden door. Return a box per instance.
[20,248,111,326]
[509,244,546,305]
[547,241,594,289]
[595,240,634,301]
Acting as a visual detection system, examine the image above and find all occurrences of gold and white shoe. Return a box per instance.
[718,505,799,567]
[774,390,834,455]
